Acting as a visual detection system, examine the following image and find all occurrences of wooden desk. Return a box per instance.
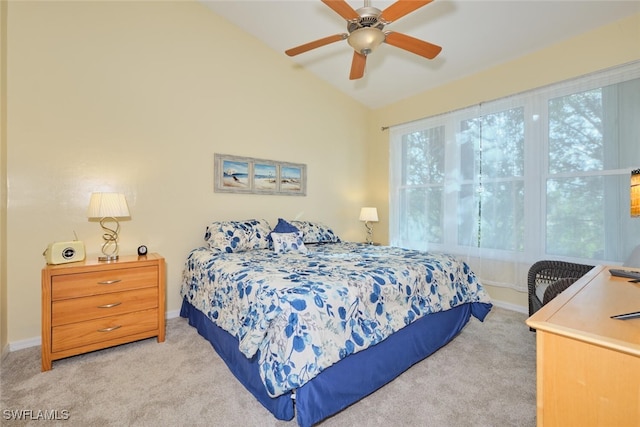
[526,265,640,426]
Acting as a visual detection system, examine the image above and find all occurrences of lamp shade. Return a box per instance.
[87,193,130,219]
[348,27,385,55]
[632,169,640,217]
[359,207,379,222]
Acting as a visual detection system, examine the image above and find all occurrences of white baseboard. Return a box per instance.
[491,300,528,314]
[8,336,41,352]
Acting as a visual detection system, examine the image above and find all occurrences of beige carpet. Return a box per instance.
[1,307,536,426]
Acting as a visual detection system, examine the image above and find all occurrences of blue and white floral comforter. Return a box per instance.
[180,242,491,397]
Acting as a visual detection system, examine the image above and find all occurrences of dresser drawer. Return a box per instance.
[51,287,158,326]
[52,266,157,300]
[51,308,159,352]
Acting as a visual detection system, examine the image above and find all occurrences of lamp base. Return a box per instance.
[364,221,374,245]
[97,216,121,262]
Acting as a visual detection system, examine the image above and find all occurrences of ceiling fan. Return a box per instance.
[285,0,442,80]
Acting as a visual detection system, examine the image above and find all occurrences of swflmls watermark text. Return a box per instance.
[3,409,70,421]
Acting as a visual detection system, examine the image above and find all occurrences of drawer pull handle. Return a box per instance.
[97,279,122,285]
[97,325,122,333]
[97,302,122,309]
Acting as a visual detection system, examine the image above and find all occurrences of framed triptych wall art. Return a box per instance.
[214,153,307,196]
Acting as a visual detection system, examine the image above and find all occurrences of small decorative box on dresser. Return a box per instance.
[41,253,165,371]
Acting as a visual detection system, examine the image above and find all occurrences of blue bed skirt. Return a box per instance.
[180,299,491,427]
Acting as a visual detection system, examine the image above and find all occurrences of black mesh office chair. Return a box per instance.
[528,260,595,317]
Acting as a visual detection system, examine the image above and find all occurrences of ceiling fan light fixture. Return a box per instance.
[347,27,385,55]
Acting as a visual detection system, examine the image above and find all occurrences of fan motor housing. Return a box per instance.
[348,6,385,33]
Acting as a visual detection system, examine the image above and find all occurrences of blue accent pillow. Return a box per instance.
[273,218,300,233]
[268,218,299,248]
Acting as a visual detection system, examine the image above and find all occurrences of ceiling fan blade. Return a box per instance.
[380,0,433,23]
[321,0,359,21]
[384,31,442,59]
[285,34,347,57]
[349,51,366,80]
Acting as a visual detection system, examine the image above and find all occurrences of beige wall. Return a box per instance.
[3,2,639,351]
[368,13,640,308]
[4,0,370,347]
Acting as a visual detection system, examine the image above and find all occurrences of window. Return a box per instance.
[390,62,640,265]
[457,108,525,252]
[397,126,445,245]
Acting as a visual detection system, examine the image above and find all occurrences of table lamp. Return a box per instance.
[631,169,639,217]
[359,207,379,245]
[87,192,130,261]
[623,169,640,267]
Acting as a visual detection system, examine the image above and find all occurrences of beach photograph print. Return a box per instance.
[214,153,306,196]
[280,165,302,193]
[254,163,277,192]
[222,159,249,189]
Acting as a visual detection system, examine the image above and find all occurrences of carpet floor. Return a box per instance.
[1,306,536,426]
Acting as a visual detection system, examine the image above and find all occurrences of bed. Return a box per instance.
[180,219,492,427]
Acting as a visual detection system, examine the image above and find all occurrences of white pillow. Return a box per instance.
[271,231,308,254]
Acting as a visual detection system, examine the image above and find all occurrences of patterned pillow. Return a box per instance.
[271,231,308,254]
[268,218,299,247]
[289,221,341,244]
[204,219,271,253]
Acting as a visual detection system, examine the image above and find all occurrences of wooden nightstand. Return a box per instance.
[41,253,165,371]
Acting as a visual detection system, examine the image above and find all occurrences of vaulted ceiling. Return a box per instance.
[201,1,640,109]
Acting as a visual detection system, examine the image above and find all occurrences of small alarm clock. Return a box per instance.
[137,245,148,256]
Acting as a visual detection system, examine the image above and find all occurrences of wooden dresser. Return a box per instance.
[41,253,165,371]
[526,265,640,426]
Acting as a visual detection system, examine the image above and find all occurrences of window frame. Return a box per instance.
[390,61,640,265]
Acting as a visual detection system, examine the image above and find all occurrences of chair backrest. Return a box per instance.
[623,245,640,267]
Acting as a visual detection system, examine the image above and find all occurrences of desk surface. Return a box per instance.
[526,265,640,357]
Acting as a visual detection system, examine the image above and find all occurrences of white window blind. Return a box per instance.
[390,61,640,276]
